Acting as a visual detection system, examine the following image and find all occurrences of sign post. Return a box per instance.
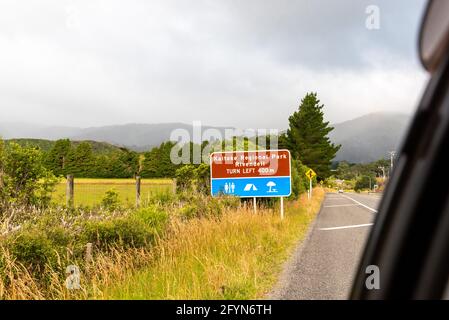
[280,197,284,219]
[305,169,317,200]
[253,197,257,214]
[210,150,291,219]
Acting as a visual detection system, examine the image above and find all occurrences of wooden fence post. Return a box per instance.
[173,178,177,194]
[66,175,74,207]
[136,176,141,207]
[85,243,93,265]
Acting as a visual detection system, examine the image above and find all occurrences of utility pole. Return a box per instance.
[378,166,386,180]
[389,151,396,174]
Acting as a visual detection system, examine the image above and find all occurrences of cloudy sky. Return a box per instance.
[0,0,428,130]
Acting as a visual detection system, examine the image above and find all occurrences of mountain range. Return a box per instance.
[0,112,411,163]
[328,112,411,163]
[0,123,232,152]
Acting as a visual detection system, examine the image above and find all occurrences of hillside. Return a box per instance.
[329,112,411,163]
[1,113,411,163]
[71,123,232,151]
[0,123,232,152]
[5,139,124,154]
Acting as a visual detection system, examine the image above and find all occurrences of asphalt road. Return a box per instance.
[269,192,381,300]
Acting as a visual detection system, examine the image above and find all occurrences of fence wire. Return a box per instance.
[52,178,174,207]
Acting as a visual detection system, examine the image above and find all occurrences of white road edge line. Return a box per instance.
[340,194,378,213]
[318,223,374,231]
[323,204,359,208]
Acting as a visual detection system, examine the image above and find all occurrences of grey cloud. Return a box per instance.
[0,0,428,130]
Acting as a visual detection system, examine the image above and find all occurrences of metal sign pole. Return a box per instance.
[310,178,313,199]
[280,197,284,220]
[253,197,257,214]
[305,169,316,201]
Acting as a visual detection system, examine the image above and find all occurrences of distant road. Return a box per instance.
[269,192,381,300]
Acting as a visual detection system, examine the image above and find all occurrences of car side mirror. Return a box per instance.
[419,0,449,73]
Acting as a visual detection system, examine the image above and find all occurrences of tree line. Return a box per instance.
[1,91,343,207]
[3,92,342,182]
[43,139,185,179]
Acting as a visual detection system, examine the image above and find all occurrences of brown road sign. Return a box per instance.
[210,149,291,197]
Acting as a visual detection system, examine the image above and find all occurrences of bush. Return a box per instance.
[133,206,169,235]
[219,196,241,210]
[194,163,210,194]
[101,189,121,211]
[83,216,155,249]
[175,165,196,191]
[290,160,314,199]
[143,190,175,206]
[175,164,211,195]
[175,193,235,220]
[354,175,374,192]
[7,230,59,274]
[0,141,57,208]
[206,197,224,217]
[178,204,199,220]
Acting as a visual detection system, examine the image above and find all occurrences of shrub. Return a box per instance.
[219,196,241,210]
[206,197,224,217]
[83,216,155,249]
[0,141,57,208]
[354,175,374,192]
[175,194,233,220]
[175,165,196,191]
[178,204,199,220]
[175,163,211,195]
[101,189,121,211]
[7,230,59,274]
[290,159,312,199]
[194,163,210,194]
[143,190,175,206]
[133,206,169,235]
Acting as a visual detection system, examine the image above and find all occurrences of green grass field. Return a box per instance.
[52,178,174,207]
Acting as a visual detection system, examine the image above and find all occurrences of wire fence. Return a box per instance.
[52,177,175,207]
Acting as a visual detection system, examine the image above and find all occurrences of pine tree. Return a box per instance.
[141,142,180,178]
[44,139,72,176]
[65,142,96,177]
[286,92,340,179]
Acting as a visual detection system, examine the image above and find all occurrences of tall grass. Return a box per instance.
[100,188,325,300]
[0,188,324,300]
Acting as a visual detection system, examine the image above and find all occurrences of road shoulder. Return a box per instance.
[266,195,325,299]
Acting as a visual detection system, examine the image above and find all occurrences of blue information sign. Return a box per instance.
[211,176,291,198]
[210,150,291,198]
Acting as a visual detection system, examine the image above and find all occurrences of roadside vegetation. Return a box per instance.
[325,159,391,192]
[0,188,324,299]
[1,92,335,300]
[100,189,324,300]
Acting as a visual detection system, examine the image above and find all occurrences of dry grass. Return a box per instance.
[100,188,325,300]
[0,188,325,300]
